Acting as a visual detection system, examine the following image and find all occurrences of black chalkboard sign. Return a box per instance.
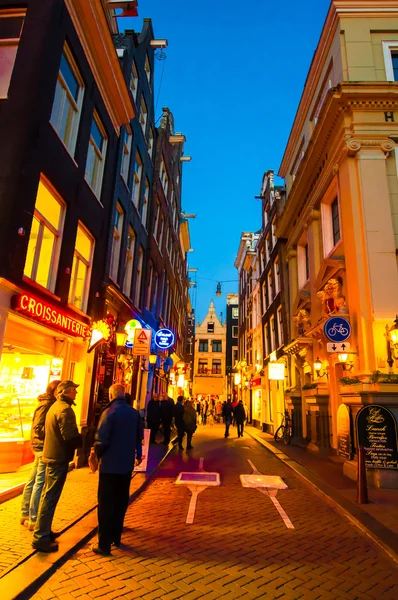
[356,405,398,470]
[337,404,352,460]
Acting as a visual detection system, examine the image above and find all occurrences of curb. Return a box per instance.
[246,428,398,567]
[0,442,176,600]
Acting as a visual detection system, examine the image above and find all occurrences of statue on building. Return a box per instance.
[293,309,311,336]
[317,278,347,316]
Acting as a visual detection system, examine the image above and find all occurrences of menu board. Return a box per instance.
[337,404,352,460]
[356,405,398,470]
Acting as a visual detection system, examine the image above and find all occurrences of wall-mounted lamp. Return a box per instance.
[141,354,158,371]
[385,316,398,367]
[314,357,328,378]
[115,332,128,347]
[338,353,354,371]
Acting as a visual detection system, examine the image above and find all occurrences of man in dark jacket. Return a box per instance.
[174,395,185,450]
[222,398,233,438]
[32,380,82,552]
[92,384,143,556]
[20,380,60,529]
[160,392,174,445]
[234,400,246,438]
[146,392,161,444]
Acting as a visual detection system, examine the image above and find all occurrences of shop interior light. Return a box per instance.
[234,373,241,385]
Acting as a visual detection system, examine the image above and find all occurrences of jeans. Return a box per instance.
[21,452,47,522]
[224,418,232,437]
[33,462,68,544]
[177,426,185,448]
[162,421,171,445]
[98,472,131,552]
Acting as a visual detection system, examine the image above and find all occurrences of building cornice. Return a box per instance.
[65,0,134,134]
[279,0,398,177]
[276,83,398,240]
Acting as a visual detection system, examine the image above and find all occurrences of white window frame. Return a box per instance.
[109,203,124,282]
[132,152,142,207]
[274,257,280,295]
[85,111,107,201]
[321,181,342,257]
[158,214,165,253]
[50,45,84,158]
[68,223,94,313]
[139,96,148,137]
[134,246,144,307]
[267,270,273,306]
[141,177,149,228]
[153,198,160,242]
[148,127,154,159]
[130,60,138,102]
[270,316,276,352]
[120,127,132,185]
[264,324,269,358]
[24,179,65,293]
[145,53,151,83]
[232,326,238,338]
[0,9,25,99]
[277,306,284,348]
[232,307,238,319]
[382,41,398,81]
[160,159,169,197]
[123,226,135,296]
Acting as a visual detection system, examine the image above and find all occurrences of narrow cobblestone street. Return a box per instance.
[32,426,398,600]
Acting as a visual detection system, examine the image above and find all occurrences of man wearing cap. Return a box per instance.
[32,380,82,553]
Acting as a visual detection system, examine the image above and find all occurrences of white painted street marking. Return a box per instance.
[176,458,220,524]
[242,459,295,530]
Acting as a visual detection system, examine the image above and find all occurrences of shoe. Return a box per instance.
[20,516,28,526]
[50,530,61,540]
[186,445,193,450]
[112,540,121,548]
[178,446,184,451]
[28,520,36,531]
[91,544,111,556]
[32,540,59,553]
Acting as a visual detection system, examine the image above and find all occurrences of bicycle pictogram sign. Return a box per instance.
[323,316,351,343]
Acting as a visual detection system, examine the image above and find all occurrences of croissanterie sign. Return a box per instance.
[12,293,89,338]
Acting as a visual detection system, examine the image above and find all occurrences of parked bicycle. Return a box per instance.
[274,410,292,445]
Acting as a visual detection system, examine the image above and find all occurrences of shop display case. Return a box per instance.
[0,388,37,473]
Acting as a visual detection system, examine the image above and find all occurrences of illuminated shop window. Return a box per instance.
[109,203,124,282]
[0,9,25,98]
[68,224,94,312]
[85,112,107,199]
[24,179,64,292]
[123,226,135,296]
[50,46,84,157]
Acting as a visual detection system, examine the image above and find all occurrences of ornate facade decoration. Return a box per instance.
[293,309,311,336]
[317,278,347,316]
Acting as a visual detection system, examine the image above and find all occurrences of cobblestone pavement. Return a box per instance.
[32,425,398,600]
[0,467,99,576]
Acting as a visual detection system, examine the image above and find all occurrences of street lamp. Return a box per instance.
[314,357,328,378]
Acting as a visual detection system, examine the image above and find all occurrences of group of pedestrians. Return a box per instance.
[21,380,142,557]
[222,398,247,438]
[146,392,175,445]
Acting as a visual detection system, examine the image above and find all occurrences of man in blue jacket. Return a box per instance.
[92,383,143,556]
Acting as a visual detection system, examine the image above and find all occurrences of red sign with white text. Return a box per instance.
[11,293,89,338]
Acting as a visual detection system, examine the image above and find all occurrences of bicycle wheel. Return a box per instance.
[274,425,284,442]
[283,427,291,445]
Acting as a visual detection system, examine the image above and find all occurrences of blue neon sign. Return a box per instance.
[154,328,175,350]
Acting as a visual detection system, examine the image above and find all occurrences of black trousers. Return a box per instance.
[176,426,185,448]
[98,472,131,552]
[148,422,159,443]
[162,420,171,444]
[33,462,68,544]
[236,421,244,437]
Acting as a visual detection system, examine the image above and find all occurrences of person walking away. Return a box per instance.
[231,397,239,426]
[146,393,161,444]
[174,396,185,450]
[160,393,174,445]
[215,400,222,423]
[195,399,201,421]
[222,399,233,438]
[92,384,143,556]
[183,400,197,450]
[32,380,82,552]
[234,400,246,438]
[20,380,60,530]
[202,399,208,425]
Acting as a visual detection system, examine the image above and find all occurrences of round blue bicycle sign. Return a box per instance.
[154,328,175,350]
[324,316,351,343]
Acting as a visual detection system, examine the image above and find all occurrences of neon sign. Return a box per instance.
[154,328,175,350]
[124,319,142,348]
[11,293,88,338]
[88,320,111,353]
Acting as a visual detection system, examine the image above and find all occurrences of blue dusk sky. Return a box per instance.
[120,0,330,323]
